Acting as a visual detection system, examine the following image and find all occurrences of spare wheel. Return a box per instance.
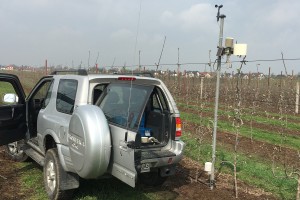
[68,105,111,179]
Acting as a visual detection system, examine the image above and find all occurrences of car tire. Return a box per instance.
[44,148,73,200]
[5,140,28,162]
[139,170,167,186]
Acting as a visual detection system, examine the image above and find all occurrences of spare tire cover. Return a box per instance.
[68,105,111,179]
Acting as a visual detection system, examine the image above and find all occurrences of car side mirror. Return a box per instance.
[3,93,19,103]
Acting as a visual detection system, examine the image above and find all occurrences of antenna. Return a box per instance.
[139,50,141,71]
[95,52,99,73]
[95,52,99,66]
[111,57,116,71]
[281,52,288,76]
[123,62,126,72]
[177,47,180,75]
[156,35,166,71]
[208,50,211,66]
[88,50,90,69]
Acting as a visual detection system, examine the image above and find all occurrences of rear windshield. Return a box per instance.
[99,83,153,129]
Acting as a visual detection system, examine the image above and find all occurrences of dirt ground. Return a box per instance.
[166,158,277,200]
[0,147,277,200]
[0,148,27,199]
[180,105,300,168]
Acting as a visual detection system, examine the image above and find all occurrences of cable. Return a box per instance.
[132,0,142,70]
[126,0,143,131]
[100,57,300,69]
[243,58,300,62]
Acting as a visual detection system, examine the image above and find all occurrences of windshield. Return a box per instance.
[99,83,153,130]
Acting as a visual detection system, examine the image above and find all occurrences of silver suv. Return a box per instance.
[0,70,185,200]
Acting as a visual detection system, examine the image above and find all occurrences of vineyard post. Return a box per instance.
[173,70,176,88]
[296,82,299,114]
[184,70,186,99]
[200,77,204,100]
[45,59,48,75]
[268,67,271,88]
[248,71,251,85]
[256,63,260,89]
[280,71,283,88]
[210,5,226,189]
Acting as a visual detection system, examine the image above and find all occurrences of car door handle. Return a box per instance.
[11,107,14,118]
[119,141,128,152]
[119,145,128,152]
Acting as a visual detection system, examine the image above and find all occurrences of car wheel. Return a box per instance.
[140,170,167,186]
[44,148,73,200]
[5,140,28,162]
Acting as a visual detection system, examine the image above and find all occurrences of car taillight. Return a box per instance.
[175,117,182,139]
[118,77,136,81]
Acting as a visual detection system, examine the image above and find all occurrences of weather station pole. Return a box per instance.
[210,5,226,189]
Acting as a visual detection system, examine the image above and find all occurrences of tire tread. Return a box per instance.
[44,148,74,200]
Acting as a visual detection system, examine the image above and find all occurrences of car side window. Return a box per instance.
[93,84,107,104]
[151,87,169,112]
[0,81,18,105]
[56,79,78,114]
[43,81,54,108]
[28,80,53,108]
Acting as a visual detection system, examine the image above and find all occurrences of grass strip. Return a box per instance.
[242,114,300,131]
[73,179,153,200]
[178,102,300,122]
[180,112,300,150]
[182,133,298,200]
[16,161,170,200]
[217,120,300,149]
[16,162,48,200]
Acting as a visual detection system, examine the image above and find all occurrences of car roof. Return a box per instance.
[88,74,162,85]
[49,72,162,86]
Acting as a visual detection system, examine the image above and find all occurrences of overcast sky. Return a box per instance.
[0,0,299,74]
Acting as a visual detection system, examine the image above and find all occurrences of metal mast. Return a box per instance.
[210,4,226,189]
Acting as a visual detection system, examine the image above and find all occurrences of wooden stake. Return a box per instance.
[296,82,299,114]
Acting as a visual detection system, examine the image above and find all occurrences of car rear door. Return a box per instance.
[98,82,153,187]
[0,73,27,145]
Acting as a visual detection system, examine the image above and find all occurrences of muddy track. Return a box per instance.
[0,147,278,200]
[0,149,27,200]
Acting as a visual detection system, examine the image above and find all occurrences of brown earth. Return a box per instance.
[0,148,27,199]
[0,147,277,200]
[184,122,300,169]
[180,105,300,168]
[165,157,277,200]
